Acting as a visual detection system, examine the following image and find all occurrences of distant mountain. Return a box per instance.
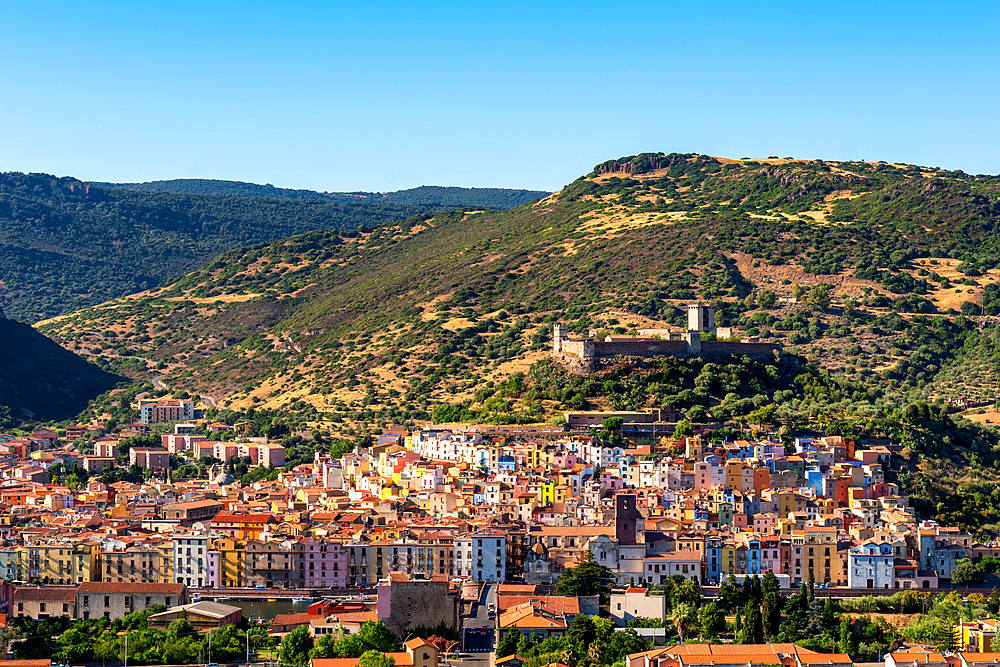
[40,152,1000,417]
[100,179,550,210]
[0,173,545,323]
[0,313,122,422]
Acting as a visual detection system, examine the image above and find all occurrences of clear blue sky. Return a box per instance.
[2,1,998,192]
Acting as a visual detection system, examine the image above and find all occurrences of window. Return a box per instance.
[104,596,110,607]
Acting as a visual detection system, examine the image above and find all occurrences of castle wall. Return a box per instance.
[592,340,689,358]
[559,339,592,358]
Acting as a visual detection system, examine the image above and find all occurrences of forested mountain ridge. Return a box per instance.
[0,173,547,322]
[36,152,1000,531]
[0,314,122,423]
[99,179,550,209]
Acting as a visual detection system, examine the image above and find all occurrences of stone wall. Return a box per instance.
[559,339,593,358]
[592,340,689,358]
[381,579,460,636]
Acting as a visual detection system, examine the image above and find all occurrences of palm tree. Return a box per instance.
[671,602,697,643]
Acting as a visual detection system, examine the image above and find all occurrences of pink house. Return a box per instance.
[601,473,624,492]
[733,512,750,530]
[753,512,778,534]
[258,444,286,468]
[213,442,239,463]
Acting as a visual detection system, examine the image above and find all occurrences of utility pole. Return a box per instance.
[124,633,128,667]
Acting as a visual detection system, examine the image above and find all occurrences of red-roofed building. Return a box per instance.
[209,512,278,540]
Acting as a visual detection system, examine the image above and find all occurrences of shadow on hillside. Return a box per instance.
[0,318,125,422]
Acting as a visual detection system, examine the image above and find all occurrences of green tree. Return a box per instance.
[762,588,783,641]
[555,554,614,600]
[359,649,396,667]
[604,628,649,665]
[953,559,984,586]
[516,633,537,658]
[280,625,314,665]
[739,601,763,644]
[823,596,837,630]
[673,419,694,438]
[163,637,201,664]
[808,284,832,311]
[497,630,520,658]
[602,416,624,432]
[719,575,743,612]
[358,620,401,652]
[671,602,697,643]
[838,617,859,657]
[568,614,596,646]
[757,289,777,309]
[698,602,726,638]
[761,571,780,599]
[166,617,195,639]
[672,577,701,608]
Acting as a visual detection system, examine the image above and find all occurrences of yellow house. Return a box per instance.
[955,619,1000,652]
[539,481,555,504]
[720,544,738,578]
[776,490,797,519]
[21,541,101,584]
[553,484,571,504]
[725,461,745,493]
[157,541,175,583]
[102,545,170,584]
[212,538,246,588]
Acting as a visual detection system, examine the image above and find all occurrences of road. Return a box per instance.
[462,583,496,654]
[466,582,496,631]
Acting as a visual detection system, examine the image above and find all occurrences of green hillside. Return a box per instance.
[38,153,1000,404]
[101,179,550,209]
[0,173,544,323]
[36,152,1000,531]
[0,314,123,423]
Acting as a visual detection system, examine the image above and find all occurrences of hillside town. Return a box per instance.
[0,398,997,666]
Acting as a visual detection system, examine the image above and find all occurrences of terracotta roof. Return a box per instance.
[272,612,317,627]
[78,582,185,594]
[496,596,580,614]
[958,654,1000,664]
[14,586,77,601]
[315,610,377,624]
[888,649,947,665]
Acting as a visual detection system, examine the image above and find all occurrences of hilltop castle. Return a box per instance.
[553,303,780,372]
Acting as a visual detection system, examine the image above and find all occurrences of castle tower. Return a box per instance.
[553,324,567,354]
[687,303,716,333]
[615,493,640,546]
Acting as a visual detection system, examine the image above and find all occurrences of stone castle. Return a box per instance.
[553,303,780,371]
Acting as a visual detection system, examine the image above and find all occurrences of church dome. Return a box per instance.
[531,541,548,555]
[214,471,235,486]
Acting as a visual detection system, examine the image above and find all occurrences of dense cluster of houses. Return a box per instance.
[2,407,995,655]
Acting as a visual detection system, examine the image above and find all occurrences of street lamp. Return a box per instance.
[443,641,459,667]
